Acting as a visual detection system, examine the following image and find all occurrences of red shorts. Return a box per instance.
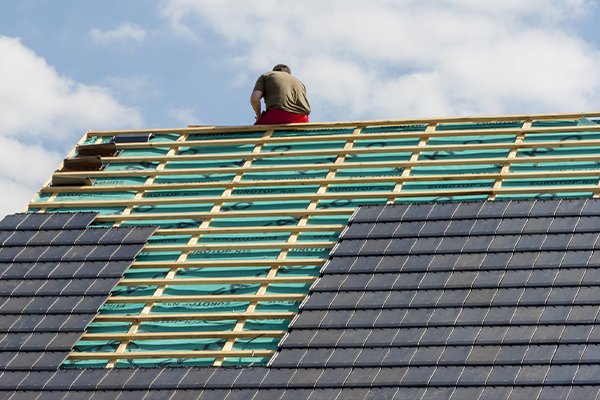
[255,109,309,125]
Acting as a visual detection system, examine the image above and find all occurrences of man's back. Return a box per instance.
[254,71,311,116]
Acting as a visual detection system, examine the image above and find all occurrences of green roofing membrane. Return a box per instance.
[48,116,600,368]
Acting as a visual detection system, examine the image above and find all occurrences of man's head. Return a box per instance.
[273,64,291,74]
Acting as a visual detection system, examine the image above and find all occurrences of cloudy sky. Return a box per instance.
[2,0,600,217]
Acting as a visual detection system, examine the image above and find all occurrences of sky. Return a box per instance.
[2,0,600,218]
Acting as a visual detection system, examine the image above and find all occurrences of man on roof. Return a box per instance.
[251,64,311,125]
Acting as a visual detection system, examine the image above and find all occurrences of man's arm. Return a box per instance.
[250,90,263,120]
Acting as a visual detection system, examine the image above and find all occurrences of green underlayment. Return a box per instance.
[28,118,600,368]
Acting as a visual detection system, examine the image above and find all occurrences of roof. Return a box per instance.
[4,112,600,397]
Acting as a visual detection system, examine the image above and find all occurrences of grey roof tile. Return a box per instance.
[409,347,444,366]
[315,368,351,388]
[566,385,600,400]
[453,202,485,220]
[438,346,471,366]
[326,348,361,368]
[373,309,407,328]
[272,349,306,368]
[337,329,371,348]
[231,368,267,389]
[537,386,571,400]
[69,369,110,391]
[350,206,384,224]
[391,328,426,347]
[485,365,520,385]
[495,345,527,365]
[382,347,416,367]
[344,367,379,387]
[310,330,344,348]
[573,364,600,385]
[205,368,243,389]
[347,310,382,329]
[364,387,398,400]
[446,326,481,345]
[419,327,453,346]
[465,346,501,365]
[399,366,435,385]
[427,308,461,326]
[366,223,395,239]
[522,217,553,234]
[507,386,542,400]
[169,389,203,400]
[428,366,464,385]
[319,310,353,329]
[396,221,427,238]
[478,326,510,345]
[296,349,332,368]
[354,348,389,367]
[398,204,433,222]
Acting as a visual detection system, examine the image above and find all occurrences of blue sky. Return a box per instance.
[2,0,600,217]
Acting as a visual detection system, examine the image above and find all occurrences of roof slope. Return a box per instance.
[25,112,600,367]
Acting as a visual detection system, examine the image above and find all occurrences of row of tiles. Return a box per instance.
[0,214,96,231]
[302,285,600,309]
[0,227,156,248]
[349,199,600,224]
[312,268,600,292]
[281,325,600,348]
[0,333,82,352]
[0,244,146,264]
[333,233,600,257]
[292,306,600,329]
[341,216,600,240]
[0,352,70,372]
[0,296,108,315]
[323,252,600,275]
[0,313,96,333]
[5,366,600,392]
[3,385,594,400]
[0,279,120,297]
[0,261,133,280]
[273,344,600,368]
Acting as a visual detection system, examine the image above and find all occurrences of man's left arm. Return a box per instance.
[250,90,263,120]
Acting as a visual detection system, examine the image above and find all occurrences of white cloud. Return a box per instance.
[169,108,201,125]
[158,0,600,121]
[0,36,143,218]
[90,22,147,46]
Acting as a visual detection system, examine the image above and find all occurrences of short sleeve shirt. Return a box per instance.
[253,71,311,115]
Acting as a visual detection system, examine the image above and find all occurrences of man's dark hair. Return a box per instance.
[273,64,291,74]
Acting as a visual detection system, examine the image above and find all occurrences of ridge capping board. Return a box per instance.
[87,125,600,149]
[85,111,600,136]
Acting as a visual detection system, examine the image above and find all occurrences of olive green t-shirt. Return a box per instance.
[253,71,311,115]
